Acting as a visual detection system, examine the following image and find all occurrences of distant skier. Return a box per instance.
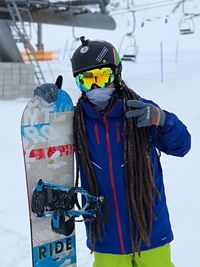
[34,36,191,267]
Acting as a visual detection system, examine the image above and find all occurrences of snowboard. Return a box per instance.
[21,88,76,267]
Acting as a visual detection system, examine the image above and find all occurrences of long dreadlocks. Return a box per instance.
[73,80,158,255]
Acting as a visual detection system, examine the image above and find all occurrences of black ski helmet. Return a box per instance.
[71,36,122,79]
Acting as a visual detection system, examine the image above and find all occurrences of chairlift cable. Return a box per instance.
[133,0,197,12]
[110,0,197,15]
[133,0,194,9]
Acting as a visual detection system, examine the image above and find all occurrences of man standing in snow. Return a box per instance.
[34,37,191,267]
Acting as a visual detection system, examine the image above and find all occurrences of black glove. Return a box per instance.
[33,75,63,103]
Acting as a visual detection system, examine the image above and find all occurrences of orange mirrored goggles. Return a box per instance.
[75,67,115,92]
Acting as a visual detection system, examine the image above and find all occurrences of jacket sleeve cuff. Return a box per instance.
[152,111,191,157]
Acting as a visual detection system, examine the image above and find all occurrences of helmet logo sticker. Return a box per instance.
[96,47,108,63]
[80,46,89,54]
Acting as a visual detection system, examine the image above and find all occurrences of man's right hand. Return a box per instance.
[33,75,63,103]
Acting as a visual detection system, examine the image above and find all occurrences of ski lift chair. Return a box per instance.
[119,33,139,62]
[119,11,139,62]
[63,27,79,61]
[70,27,80,57]
[179,15,195,35]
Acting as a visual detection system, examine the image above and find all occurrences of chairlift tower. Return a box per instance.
[5,0,46,84]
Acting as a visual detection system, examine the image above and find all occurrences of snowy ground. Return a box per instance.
[1,4,200,267]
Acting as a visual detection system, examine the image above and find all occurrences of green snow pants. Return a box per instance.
[92,243,175,267]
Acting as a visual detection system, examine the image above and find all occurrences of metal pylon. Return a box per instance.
[6,0,46,85]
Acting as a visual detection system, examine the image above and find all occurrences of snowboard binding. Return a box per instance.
[51,210,75,236]
[31,179,77,216]
[31,179,109,236]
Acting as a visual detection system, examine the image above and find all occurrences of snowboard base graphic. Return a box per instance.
[21,90,76,267]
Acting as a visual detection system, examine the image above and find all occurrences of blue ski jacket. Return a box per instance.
[79,97,191,254]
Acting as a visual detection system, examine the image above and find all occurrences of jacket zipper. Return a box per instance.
[103,116,125,254]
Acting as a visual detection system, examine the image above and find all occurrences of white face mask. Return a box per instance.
[86,88,116,111]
